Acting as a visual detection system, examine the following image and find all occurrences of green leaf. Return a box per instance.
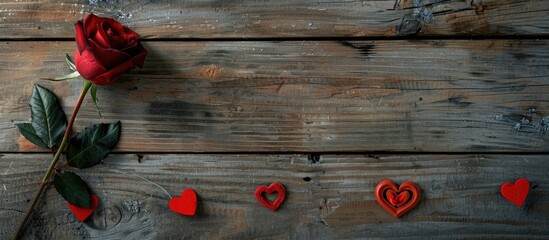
[15,123,49,148]
[67,122,121,169]
[53,170,91,208]
[41,71,80,81]
[66,53,77,71]
[26,85,67,149]
[40,54,79,81]
[90,83,102,117]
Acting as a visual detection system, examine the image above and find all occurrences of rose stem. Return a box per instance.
[13,80,93,240]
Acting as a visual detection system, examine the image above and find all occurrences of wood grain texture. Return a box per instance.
[1,154,548,239]
[1,40,548,152]
[0,0,547,39]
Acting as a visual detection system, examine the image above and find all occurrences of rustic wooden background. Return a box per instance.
[1,0,548,239]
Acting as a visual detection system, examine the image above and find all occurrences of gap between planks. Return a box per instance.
[2,35,549,42]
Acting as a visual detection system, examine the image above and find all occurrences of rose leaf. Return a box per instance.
[67,122,121,169]
[15,123,49,148]
[53,170,91,208]
[23,84,68,149]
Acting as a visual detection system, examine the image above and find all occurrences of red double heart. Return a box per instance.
[500,178,530,207]
[67,195,99,222]
[255,182,286,211]
[169,188,197,216]
[375,179,420,218]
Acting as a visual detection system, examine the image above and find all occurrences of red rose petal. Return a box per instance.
[88,39,131,70]
[103,26,125,49]
[93,58,136,85]
[83,13,102,37]
[103,17,126,36]
[93,25,112,49]
[74,21,89,54]
[74,48,107,81]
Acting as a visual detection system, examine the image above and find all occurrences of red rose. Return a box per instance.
[74,14,147,85]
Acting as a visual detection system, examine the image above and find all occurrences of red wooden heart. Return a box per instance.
[169,188,197,216]
[255,182,286,211]
[500,178,530,207]
[67,195,99,222]
[375,179,420,218]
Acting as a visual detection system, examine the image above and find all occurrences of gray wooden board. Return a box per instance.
[1,154,548,239]
[1,40,548,152]
[0,0,547,39]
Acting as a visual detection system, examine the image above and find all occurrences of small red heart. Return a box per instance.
[67,195,99,222]
[375,179,421,218]
[169,188,197,216]
[501,178,530,207]
[386,189,411,207]
[255,182,286,211]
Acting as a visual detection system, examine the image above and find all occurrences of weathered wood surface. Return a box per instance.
[1,154,548,239]
[1,40,548,153]
[0,0,548,39]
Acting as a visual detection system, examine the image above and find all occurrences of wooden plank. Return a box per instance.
[1,154,548,239]
[0,0,547,38]
[1,40,548,152]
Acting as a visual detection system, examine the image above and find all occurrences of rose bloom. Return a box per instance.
[74,14,147,85]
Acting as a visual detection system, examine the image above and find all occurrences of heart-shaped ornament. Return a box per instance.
[500,178,530,207]
[67,195,99,222]
[255,182,286,211]
[169,188,197,216]
[375,179,420,218]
